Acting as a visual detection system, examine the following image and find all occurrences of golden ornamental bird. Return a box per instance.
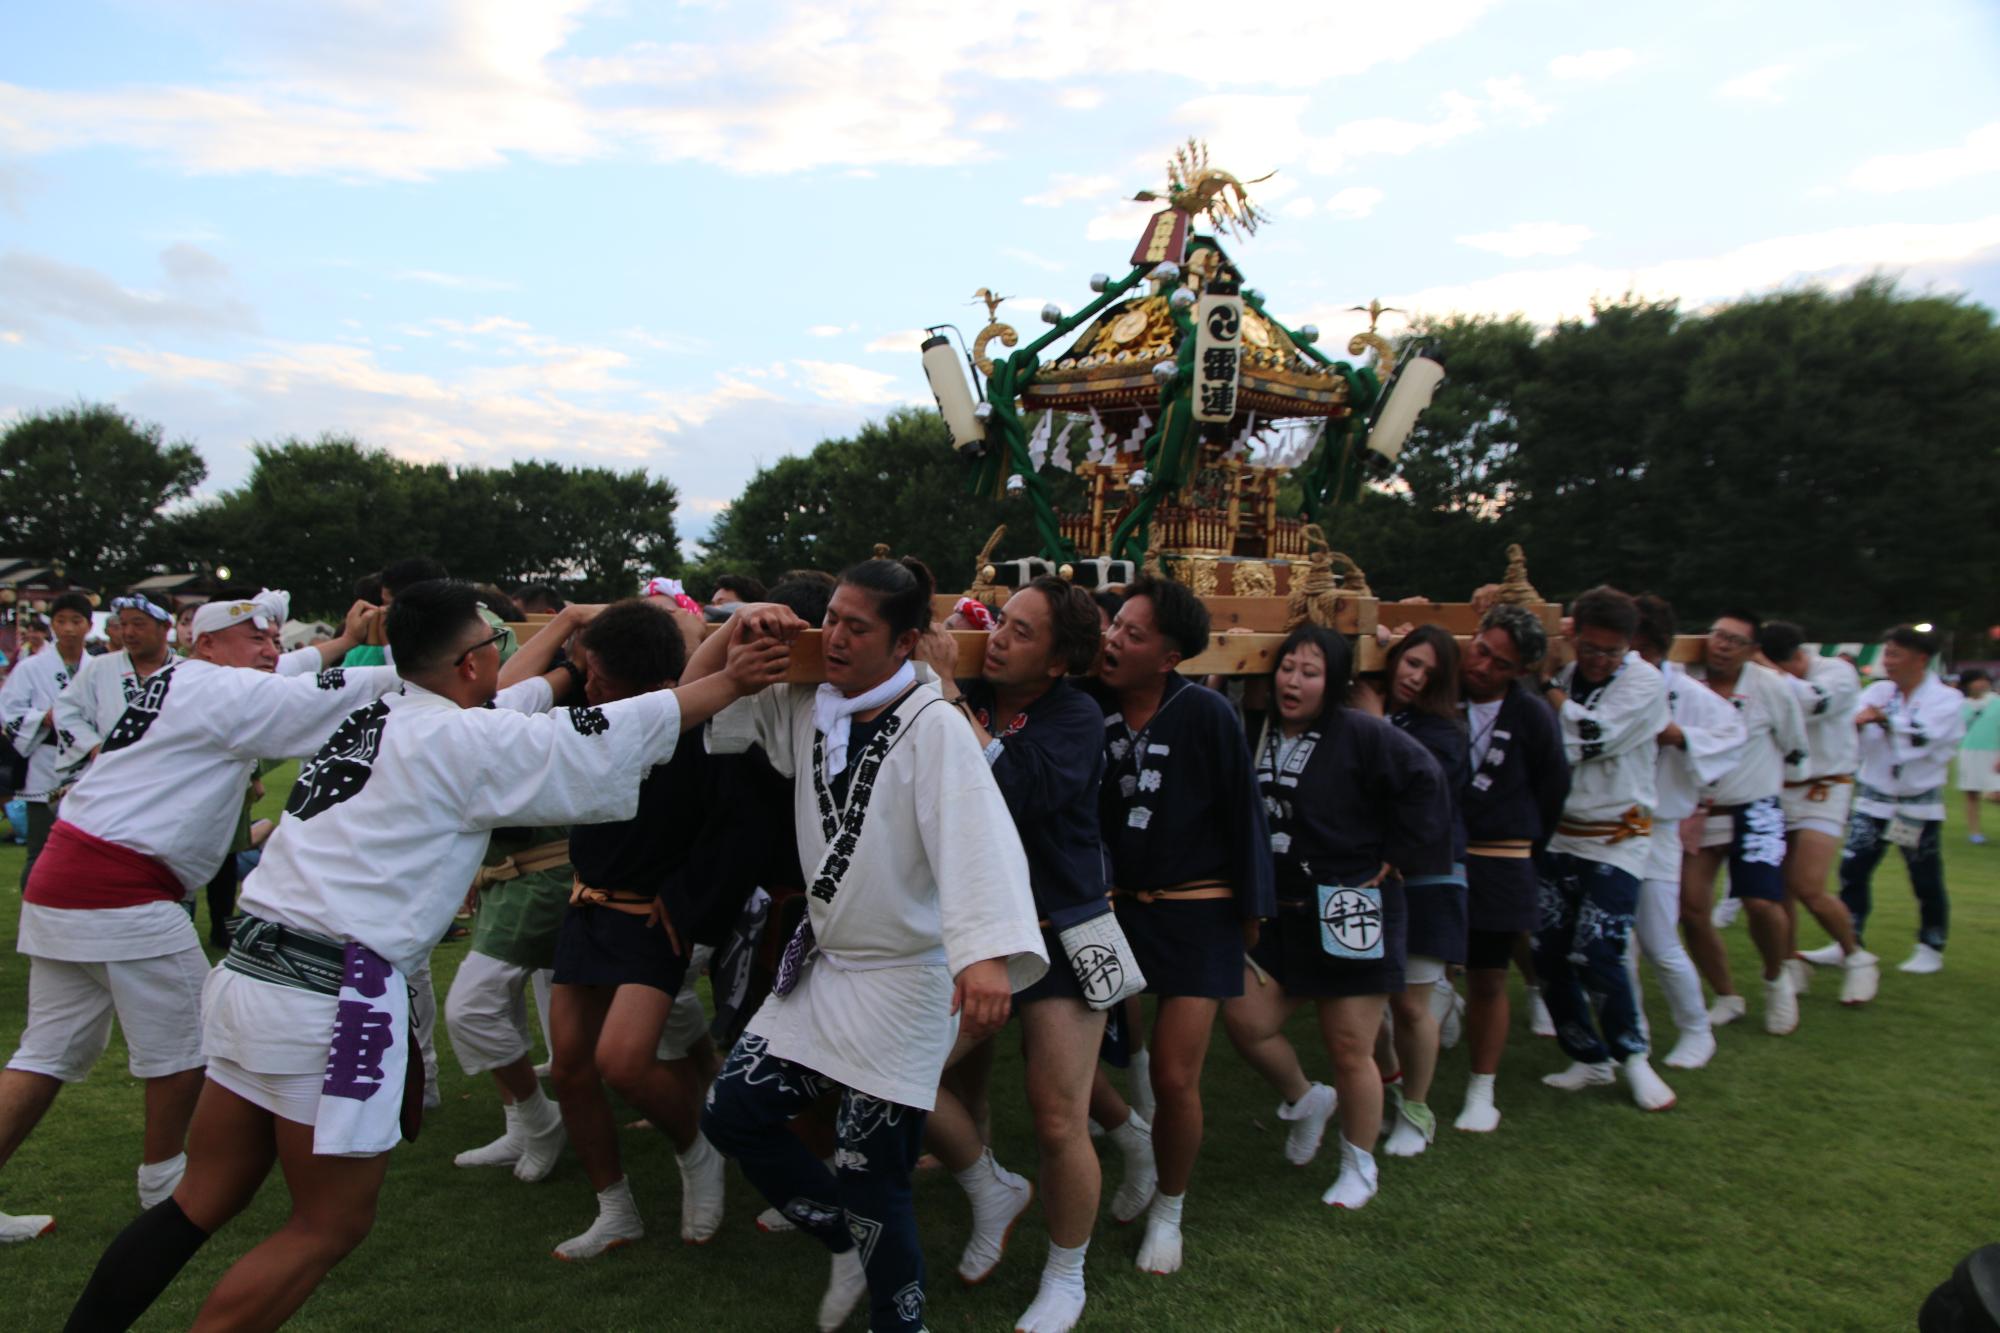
[1132,139,1275,239]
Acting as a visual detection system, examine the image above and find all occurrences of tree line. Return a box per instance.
[3,279,1993,641]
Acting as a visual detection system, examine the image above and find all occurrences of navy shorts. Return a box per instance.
[1115,895,1243,999]
[1466,854,1539,934]
[1706,797,1787,902]
[552,903,692,993]
[1402,866,1468,965]
[1250,884,1407,998]
[1015,924,1086,1006]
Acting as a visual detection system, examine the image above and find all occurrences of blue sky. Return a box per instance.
[3,0,1997,548]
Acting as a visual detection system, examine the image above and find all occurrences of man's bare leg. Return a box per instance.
[1132,996,1220,1275]
[1680,848,1736,997]
[0,1068,60,1167]
[1455,965,1510,1132]
[595,985,723,1243]
[1787,829,1860,953]
[191,1116,390,1331]
[546,984,643,1258]
[143,1067,207,1163]
[62,1081,277,1328]
[928,1031,1030,1284]
[1012,998,1108,1331]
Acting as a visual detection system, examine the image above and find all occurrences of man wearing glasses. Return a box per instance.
[1681,610,1811,1036]
[1452,604,1570,1134]
[1535,587,1675,1111]
[0,597,398,1244]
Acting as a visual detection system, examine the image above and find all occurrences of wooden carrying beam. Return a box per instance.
[505,619,1714,684]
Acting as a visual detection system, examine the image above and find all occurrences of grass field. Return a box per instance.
[3,764,1996,1331]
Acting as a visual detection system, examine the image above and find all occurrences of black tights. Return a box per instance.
[65,1197,211,1331]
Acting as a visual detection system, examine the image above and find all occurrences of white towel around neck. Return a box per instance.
[814,660,916,778]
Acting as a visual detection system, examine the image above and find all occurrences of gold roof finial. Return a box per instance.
[1132,139,1275,239]
[970,288,1018,376]
[1346,299,1407,379]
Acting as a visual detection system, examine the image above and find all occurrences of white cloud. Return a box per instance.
[865,329,930,354]
[1173,78,1552,183]
[397,269,517,291]
[1280,198,1317,219]
[1548,48,1635,82]
[0,330,22,345]
[1003,246,1066,273]
[1847,123,2000,193]
[1292,214,2000,332]
[1024,173,1121,208]
[791,359,908,405]
[617,326,708,354]
[0,248,256,335]
[1325,186,1384,220]
[1085,198,1160,243]
[1457,221,1594,258]
[0,1,1505,180]
[804,324,849,337]
[1716,63,1793,104]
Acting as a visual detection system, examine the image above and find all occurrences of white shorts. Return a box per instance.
[7,948,208,1082]
[1403,954,1447,988]
[1958,754,2000,794]
[1781,780,1853,838]
[444,951,543,1076]
[207,1055,323,1125]
[656,945,711,1062]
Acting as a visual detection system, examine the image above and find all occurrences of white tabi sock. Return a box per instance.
[1321,1138,1379,1211]
[1542,1060,1617,1091]
[1276,1082,1337,1166]
[955,1149,1032,1283]
[1454,1072,1501,1133]
[818,1247,868,1332]
[136,1153,186,1210]
[1016,1240,1089,1333]
[676,1132,726,1243]
[1135,1191,1184,1275]
[455,1101,525,1168]
[513,1089,568,1183]
[1106,1113,1157,1224]
[1128,1048,1156,1122]
[0,1209,56,1243]
[553,1178,644,1261]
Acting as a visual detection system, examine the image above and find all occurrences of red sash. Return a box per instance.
[23,819,183,910]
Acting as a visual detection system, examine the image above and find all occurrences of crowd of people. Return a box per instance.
[0,556,1982,1333]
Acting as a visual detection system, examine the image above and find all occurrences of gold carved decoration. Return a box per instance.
[1186,556,1220,598]
[971,286,1019,376]
[1232,560,1276,599]
[966,525,1007,608]
[1110,310,1150,345]
[1131,139,1275,239]
[1242,312,1274,349]
[1346,298,1405,381]
[1494,543,1542,606]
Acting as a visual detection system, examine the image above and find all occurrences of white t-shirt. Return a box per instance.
[212,678,672,1078]
[0,647,84,799]
[1466,698,1504,769]
[1784,655,1862,781]
[719,672,1046,1109]
[1854,676,1966,821]
[1546,654,1667,879]
[20,659,401,964]
[1694,661,1809,807]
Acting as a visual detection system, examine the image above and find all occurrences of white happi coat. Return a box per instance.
[1648,661,1746,881]
[208,679,682,1082]
[23,659,402,964]
[1695,661,1809,807]
[1854,675,1966,822]
[1546,654,1668,879]
[719,670,1047,1109]
[1784,654,1862,782]
[0,648,84,800]
[53,649,173,784]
